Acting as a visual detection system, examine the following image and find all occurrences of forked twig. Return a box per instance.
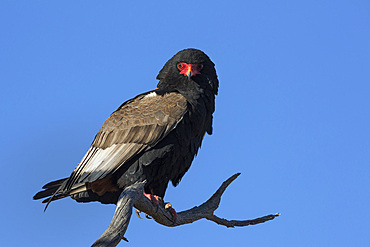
[92,173,280,247]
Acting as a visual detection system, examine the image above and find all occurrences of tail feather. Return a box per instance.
[42,178,69,189]
[33,178,68,200]
[34,177,89,211]
[39,184,88,203]
[41,193,69,203]
[34,177,118,207]
[33,187,61,200]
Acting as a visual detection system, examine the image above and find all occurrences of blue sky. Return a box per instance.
[1,1,369,246]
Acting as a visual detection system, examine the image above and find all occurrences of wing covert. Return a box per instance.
[63,91,188,192]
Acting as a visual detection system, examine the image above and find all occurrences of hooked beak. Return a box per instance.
[186,66,193,79]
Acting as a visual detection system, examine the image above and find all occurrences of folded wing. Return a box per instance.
[62,91,188,193]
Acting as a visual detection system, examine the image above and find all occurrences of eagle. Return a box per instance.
[33,49,219,213]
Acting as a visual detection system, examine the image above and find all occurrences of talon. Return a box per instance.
[164,202,178,222]
[145,214,152,219]
[136,209,143,219]
[122,236,129,242]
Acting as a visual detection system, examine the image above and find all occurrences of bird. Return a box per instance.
[33,49,219,215]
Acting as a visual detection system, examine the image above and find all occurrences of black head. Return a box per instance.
[156,49,219,96]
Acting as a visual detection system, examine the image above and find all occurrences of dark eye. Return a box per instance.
[177,62,185,70]
[197,64,203,70]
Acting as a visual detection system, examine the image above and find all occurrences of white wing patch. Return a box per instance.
[73,143,146,184]
[82,144,120,173]
[144,91,157,98]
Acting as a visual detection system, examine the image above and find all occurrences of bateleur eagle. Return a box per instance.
[34,49,219,210]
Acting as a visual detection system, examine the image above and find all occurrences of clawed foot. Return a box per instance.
[164,202,178,221]
[143,189,162,206]
[135,209,152,219]
[139,189,178,222]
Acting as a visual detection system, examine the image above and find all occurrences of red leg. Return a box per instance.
[143,188,161,206]
[142,189,178,221]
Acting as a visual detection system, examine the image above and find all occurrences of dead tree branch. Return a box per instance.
[91,173,280,247]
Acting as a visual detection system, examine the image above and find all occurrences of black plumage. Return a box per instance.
[34,48,219,206]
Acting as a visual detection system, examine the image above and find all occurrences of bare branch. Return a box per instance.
[91,183,140,247]
[91,173,280,246]
[205,213,281,228]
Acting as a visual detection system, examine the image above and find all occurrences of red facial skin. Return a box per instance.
[177,62,203,78]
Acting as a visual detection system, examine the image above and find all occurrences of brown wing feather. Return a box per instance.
[62,91,187,192]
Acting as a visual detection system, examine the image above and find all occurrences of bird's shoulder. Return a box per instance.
[93,90,188,148]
